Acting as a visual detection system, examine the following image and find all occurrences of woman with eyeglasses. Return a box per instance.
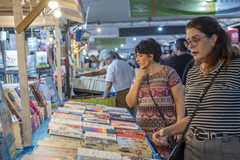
[153,16,240,160]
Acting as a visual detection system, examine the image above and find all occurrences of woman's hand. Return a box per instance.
[136,65,148,82]
[153,128,169,146]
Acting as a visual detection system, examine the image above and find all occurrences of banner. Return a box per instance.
[228,29,239,42]
[129,0,240,17]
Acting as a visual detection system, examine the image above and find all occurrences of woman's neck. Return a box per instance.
[201,59,224,72]
[148,62,161,75]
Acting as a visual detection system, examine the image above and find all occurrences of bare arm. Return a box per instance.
[102,82,112,99]
[153,116,189,145]
[76,68,107,78]
[171,83,185,122]
[126,66,148,108]
[126,79,141,108]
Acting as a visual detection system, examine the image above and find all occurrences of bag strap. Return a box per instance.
[168,61,225,159]
[147,78,169,127]
[148,61,225,136]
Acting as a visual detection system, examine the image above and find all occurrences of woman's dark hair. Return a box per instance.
[135,38,162,63]
[186,16,237,72]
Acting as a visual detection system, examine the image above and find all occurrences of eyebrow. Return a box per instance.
[186,35,200,40]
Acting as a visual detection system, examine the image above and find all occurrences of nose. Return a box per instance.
[136,56,139,62]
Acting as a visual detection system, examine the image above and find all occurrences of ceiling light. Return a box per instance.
[120,44,124,47]
[115,48,118,51]
[206,0,215,2]
[54,10,61,18]
[48,1,58,10]
[97,28,101,32]
[133,37,136,41]
[158,27,163,31]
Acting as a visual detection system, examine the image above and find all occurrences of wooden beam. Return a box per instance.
[65,20,70,98]
[74,0,86,24]
[58,0,79,11]
[55,17,63,101]
[12,0,32,147]
[61,11,83,23]
[14,0,50,34]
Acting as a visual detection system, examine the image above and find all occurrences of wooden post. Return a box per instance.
[65,20,70,98]
[76,49,79,73]
[12,0,32,146]
[55,17,63,101]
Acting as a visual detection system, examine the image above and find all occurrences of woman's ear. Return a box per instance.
[149,54,154,60]
[211,34,218,47]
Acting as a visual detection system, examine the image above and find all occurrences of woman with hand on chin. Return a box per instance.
[126,38,185,159]
[153,16,240,160]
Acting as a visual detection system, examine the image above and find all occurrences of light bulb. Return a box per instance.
[54,10,61,18]
[48,1,58,10]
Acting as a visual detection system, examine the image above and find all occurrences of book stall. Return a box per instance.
[0,0,85,159]
[21,100,161,160]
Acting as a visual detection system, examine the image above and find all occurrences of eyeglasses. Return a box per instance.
[184,35,208,48]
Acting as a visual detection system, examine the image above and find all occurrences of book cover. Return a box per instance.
[37,140,80,150]
[115,129,146,136]
[117,137,152,151]
[52,112,82,121]
[36,51,47,65]
[4,88,22,122]
[83,122,114,129]
[122,156,157,160]
[78,143,152,158]
[49,129,84,140]
[77,148,121,160]
[75,156,113,160]
[5,50,18,67]
[26,54,36,70]
[45,76,61,108]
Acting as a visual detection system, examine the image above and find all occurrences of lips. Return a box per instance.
[191,52,198,55]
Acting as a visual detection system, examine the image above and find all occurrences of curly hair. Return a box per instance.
[135,38,162,63]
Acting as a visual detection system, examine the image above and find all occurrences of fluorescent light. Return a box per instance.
[115,48,118,51]
[133,37,136,41]
[158,27,163,31]
[48,1,58,10]
[120,44,124,47]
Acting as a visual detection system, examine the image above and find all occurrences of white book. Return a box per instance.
[77,148,121,160]
[83,122,113,129]
[84,131,116,141]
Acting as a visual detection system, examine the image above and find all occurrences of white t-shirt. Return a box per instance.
[105,59,134,92]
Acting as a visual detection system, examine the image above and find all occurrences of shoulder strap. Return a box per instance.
[147,78,169,126]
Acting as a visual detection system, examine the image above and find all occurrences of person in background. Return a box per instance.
[181,59,195,94]
[160,38,193,79]
[75,52,128,78]
[126,38,185,159]
[99,49,134,114]
[85,55,99,69]
[153,16,240,160]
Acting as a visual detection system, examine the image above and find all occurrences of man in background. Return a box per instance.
[99,49,134,114]
[160,38,193,79]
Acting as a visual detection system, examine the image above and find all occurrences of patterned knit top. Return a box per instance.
[133,66,181,131]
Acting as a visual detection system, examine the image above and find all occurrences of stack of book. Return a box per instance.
[22,101,158,160]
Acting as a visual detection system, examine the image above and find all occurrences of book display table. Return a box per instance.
[18,101,161,160]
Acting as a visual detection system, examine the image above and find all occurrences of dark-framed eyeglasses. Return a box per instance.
[184,35,208,48]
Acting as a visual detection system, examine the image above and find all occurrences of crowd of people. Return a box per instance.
[75,16,240,160]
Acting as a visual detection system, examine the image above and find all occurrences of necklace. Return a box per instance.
[200,59,225,74]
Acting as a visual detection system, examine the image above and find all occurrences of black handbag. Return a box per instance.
[147,78,176,149]
[168,61,225,160]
